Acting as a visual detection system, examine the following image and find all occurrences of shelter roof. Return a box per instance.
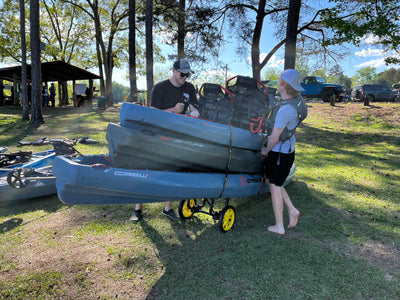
[0,61,101,82]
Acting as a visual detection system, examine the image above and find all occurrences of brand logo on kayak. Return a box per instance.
[159,136,204,148]
[247,178,262,184]
[114,171,150,178]
[241,176,262,186]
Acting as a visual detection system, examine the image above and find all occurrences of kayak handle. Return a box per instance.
[249,117,263,133]
[90,163,110,169]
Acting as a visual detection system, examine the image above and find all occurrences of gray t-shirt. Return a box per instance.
[272,103,298,153]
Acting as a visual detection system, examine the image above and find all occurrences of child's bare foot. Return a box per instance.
[288,210,300,228]
[267,225,285,235]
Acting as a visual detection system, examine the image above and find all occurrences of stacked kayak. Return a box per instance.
[53,154,295,205]
[0,150,56,203]
[107,103,264,173]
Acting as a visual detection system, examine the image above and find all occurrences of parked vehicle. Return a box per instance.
[391,83,400,102]
[301,76,345,102]
[351,84,395,102]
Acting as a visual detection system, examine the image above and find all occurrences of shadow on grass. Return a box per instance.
[46,178,399,298]
[0,195,63,219]
[0,217,23,233]
[132,180,400,299]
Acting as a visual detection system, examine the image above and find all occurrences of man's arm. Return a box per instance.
[151,103,185,114]
[261,126,283,156]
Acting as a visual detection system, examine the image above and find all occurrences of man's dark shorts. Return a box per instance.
[264,151,295,187]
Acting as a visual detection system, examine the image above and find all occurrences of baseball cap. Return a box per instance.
[173,59,192,73]
[280,69,304,91]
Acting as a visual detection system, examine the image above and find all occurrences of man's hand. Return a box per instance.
[189,110,200,117]
[173,102,185,114]
[261,146,268,156]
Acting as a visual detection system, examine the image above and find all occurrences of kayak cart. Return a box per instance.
[178,198,236,233]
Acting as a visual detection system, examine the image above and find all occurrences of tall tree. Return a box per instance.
[321,0,400,65]
[41,0,94,106]
[63,0,129,103]
[284,0,301,69]
[145,0,153,104]
[30,0,44,126]
[177,0,185,58]
[129,0,138,102]
[20,0,29,121]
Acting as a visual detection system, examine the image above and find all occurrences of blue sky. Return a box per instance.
[113,10,400,89]
[115,34,400,89]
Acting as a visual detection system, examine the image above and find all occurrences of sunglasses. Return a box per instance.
[180,72,190,78]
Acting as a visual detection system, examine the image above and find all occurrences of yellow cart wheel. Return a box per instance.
[218,205,236,232]
[178,199,196,219]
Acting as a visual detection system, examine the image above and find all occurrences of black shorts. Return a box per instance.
[263,151,295,187]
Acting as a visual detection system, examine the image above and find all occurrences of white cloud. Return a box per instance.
[362,34,381,45]
[357,57,388,68]
[355,48,385,58]
[246,54,284,68]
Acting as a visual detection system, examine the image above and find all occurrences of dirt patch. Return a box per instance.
[1,208,152,299]
[306,102,400,126]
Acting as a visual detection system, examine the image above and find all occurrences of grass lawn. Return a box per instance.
[0,102,399,299]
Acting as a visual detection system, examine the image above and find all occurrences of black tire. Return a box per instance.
[321,89,334,102]
[178,199,196,219]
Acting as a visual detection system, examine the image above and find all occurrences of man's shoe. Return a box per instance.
[162,209,180,220]
[129,210,142,222]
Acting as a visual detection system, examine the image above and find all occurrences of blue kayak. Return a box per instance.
[109,103,265,173]
[0,149,56,203]
[107,123,264,174]
[119,103,264,151]
[0,149,55,176]
[53,154,295,205]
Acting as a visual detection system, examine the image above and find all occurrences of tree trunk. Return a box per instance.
[20,0,29,121]
[284,0,302,69]
[177,0,185,59]
[29,0,44,126]
[129,0,138,103]
[145,0,154,105]
[330,94,335,106]
[60,81,69,106]
[104,49,114,105]
[96,42,105,96]
[251,0,266,80]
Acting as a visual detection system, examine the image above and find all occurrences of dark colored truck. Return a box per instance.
[351,84,395,102]
[301,76,345,102]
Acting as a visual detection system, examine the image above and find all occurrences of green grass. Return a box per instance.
[0,102,399,299]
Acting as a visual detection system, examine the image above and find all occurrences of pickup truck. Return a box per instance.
[392,83,400,102]
[301,76,345,102]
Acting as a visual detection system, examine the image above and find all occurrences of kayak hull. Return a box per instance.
[53,155,296,205]
[107,123,263,173]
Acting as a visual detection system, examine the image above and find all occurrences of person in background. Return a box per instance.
[49,83,56,107]
[261,69,303,235]
[0,80,4,106]
[27,83,32,107]
[42,84,49,107]
[130,59,200,222]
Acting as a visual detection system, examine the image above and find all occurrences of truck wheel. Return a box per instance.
[322,93,332,102]
[321,89,334,102]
